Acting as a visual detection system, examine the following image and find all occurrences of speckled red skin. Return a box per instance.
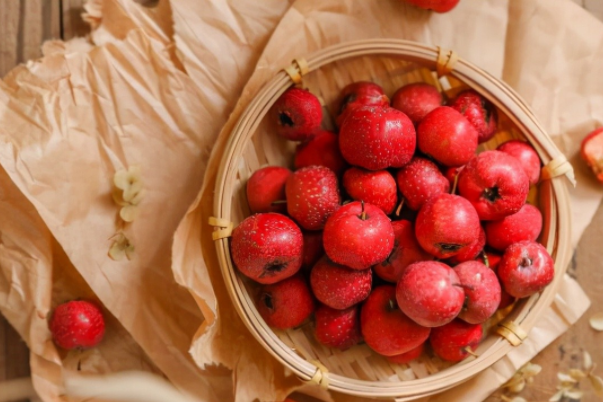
[361,286,430,356]
[415,193,481,259]
[50,300,105,350]
[391,83,442,125]
[343,168,397,215]
[402,0,460,13]
[478,252,515,309]
[458,150,530,221]
[396,157,450,211]
[396,261,465,327]
[315,304,363,350]
[310,257,372,309]
[430,319,483,362]
[339,106,416,170]
[485,204,542,252]
[446,226,486,265]
[323,201,395,270]
[246,166,291,214]
[295,131,347,176]
[417,106,478,167]
[374,220,433,283]
[231,213,303,284]
[450,90,498,144]
[271,88,322,141]
[581,127,603,183]
[256,275,315,330]
[387,343,424,364]
[301,231,324,271]
[453,261,501,324]
[498,240,554,298]
[336,81,390,127]
[286,166,341,231]
[497,140,541,185]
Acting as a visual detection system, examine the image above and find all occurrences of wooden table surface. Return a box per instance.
[1,1,602,402]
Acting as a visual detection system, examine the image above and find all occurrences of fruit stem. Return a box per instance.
[270,200,287,206]
[360,200,367,221]
[388,299,397,312]
[464,346,479,358]
[482,251,490,268]
[395,198,405,217]
[451,172,460,195]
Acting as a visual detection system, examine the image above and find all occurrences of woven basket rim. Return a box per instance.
[212,39,573,399]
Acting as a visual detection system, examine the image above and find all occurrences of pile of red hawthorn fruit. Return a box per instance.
[230,81,553,364]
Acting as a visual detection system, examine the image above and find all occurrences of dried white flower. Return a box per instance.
[112,166,145,223]
[589,312,603,331]
[108,233,135,261]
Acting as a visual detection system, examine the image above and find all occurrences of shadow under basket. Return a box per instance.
[210,39,575,400]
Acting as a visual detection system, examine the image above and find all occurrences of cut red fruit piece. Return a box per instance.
[581,127,603,183]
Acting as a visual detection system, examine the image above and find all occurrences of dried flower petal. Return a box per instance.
[123,180,143,202]
[589,312,603,331]
[564,389,583,400]
[584,351,593,371]
[523,363,542,377]
[569,369,587,380]
[507,380,526,393]
[557,372,578,384]
[129,189,146,206]
[108,233,134,261]
[549,390,564,402]
[112,187,129,206]
[120,205,139,222]
[114,166,141,189]
[590,374,603,397]
[108,241,126,261]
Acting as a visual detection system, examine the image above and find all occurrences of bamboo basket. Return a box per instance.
[211,39,575,400]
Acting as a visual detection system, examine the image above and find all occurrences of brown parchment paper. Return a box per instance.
[0,163,163,402]
[171,0,600,401]
[0,9,234,402]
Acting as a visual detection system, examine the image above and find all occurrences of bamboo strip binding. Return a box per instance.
[212,39,573,400]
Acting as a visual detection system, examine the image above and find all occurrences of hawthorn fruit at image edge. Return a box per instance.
[256,275,315,330]
[323,201,394,270]
[396,261,465,327]
[581,127,603,183]
[50,300,105,350]
[402,0,460,13]
[271,88,322,141]
[361,285,430,356]
[230,213,303,284]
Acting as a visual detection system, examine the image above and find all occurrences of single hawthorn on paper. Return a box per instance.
[228,79,555,368]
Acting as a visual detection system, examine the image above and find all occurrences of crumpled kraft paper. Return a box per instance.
[0,10,233,402]
[0,164,163,402]
[171,0,599,401]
